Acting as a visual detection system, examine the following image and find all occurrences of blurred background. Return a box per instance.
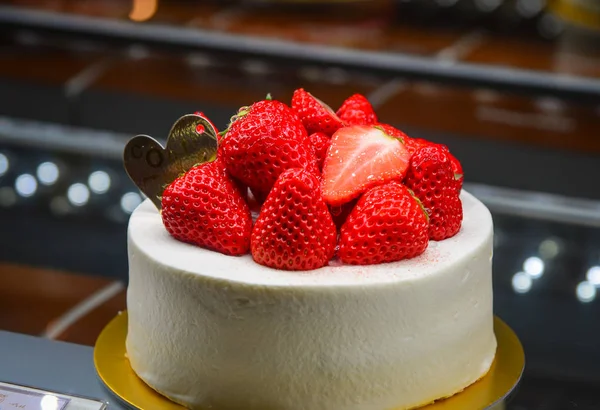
[0,0,598,408]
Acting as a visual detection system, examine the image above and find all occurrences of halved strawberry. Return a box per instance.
[321,125,410,206]
[336,94,378,126]
[291,88,344,136]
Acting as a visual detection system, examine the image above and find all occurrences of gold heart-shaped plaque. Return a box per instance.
[123,113,218,210]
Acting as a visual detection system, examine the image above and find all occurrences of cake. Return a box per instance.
[124,90,497,410]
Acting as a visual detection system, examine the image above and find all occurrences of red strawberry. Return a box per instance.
[404,137,431,155]
[375,123,409,142]
[336,94,378,126]
[424,145,463,193]
[404,145,463,241]
[321,125,410,206]
[338,181,429,265]
[377,123,463,192]
[220,99,319,197]
[161,159,252,256]
[403,137,464,193]
[291,88,344,136]
[251,168,337,271]
[310,132,330,171]
[376,124,430,155]
[447,151,463,193]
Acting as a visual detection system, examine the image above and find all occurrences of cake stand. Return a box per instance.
[94,312,524,410]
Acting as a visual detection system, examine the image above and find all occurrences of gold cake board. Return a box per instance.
[94,312,524,410]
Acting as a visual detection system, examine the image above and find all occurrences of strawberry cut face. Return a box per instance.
[321,125,410,206]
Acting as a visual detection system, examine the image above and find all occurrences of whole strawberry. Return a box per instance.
[446,150,463,193]
[251,168,337,271]
[404,145,463,241]
[376,123,432,155]
[220,98,319,199]
[377,123,463,192]
[404,137,431,155]
[291,88,344,136]
[403,137,464,194]
[336,94,378,126]
[309,132,330,171]
[161,159,252,256]
[338,182,429,265]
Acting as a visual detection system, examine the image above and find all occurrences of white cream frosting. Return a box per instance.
[126,190,497,410]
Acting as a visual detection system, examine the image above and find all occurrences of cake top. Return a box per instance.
[130,191,491,286]
[124,90,465,272]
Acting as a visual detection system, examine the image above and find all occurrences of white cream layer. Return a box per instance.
[126,191,497,410]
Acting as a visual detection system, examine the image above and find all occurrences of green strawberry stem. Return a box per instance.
[218,94,272,138]
[219,105,251,138]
